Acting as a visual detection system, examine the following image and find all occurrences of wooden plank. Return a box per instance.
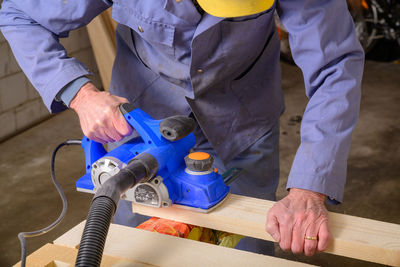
[131,194,400,266]
[104,9,118,41]
[14,243,152,267]
[54,221,315,267]
[86,9,116,90]
[54,221,87,249]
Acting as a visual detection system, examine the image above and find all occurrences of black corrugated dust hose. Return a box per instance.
[75,152,158,267]
[75,196,116,266]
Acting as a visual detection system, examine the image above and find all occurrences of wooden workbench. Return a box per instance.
[16,193,400,266]
[18,221,315,267]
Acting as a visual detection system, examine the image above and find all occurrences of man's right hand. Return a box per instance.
[70,83,133,143]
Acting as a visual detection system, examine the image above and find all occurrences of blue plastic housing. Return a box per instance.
[76,107,229,210]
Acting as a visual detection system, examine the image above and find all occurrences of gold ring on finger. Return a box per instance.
[305,236,318,241]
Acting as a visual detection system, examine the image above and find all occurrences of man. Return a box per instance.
[0,0,364,256]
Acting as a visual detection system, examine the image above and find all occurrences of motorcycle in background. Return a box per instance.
[276,0,400,61]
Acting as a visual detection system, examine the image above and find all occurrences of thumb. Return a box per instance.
[266,211,281,242]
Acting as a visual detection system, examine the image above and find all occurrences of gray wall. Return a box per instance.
[0,27,101,142]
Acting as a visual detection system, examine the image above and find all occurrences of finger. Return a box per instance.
[82,122,109,144]
[101,130,116,143]
[278,215,293,251]
[104,127,124,142]
[116,96,130,103]
[114,113,133,137]
[85,118,111,143]
[86,131,109,144]
[291,214,307,254]
[93,112,118,143]
[266,211,281,242]
[317,221,331,252]
[102,115,125,142]
[304,223,319,256]
[87,125,114,143]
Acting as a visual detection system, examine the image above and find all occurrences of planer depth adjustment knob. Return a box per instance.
[184,152,214,173]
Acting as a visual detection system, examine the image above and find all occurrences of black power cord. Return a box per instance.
[18,139,82,267]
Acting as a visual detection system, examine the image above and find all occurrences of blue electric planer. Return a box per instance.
[76,103,231,212]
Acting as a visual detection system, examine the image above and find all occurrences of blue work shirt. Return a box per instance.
[0,0,364,202]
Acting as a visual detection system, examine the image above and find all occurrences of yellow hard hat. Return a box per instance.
[196,0,275,18]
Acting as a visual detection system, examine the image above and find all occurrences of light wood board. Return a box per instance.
[86,8,116,90]
[132,194,400,266]
[14,243,152,267]
[53,221,315,267]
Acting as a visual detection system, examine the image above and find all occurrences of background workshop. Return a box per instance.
[0,1,400,267]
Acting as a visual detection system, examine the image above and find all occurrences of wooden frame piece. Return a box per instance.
[14,243,152,267]
[49,221,315,267]
[132,194,400,266]
[86,9,117,90]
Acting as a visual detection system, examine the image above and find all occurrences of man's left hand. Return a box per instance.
[266,188,331,256]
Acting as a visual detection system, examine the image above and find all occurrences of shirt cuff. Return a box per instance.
[56,76,91,107]
[327,196,340,205]
[286,182,342,205]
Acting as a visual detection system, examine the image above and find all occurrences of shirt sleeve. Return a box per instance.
[57,76,92,107]
[276,0,365,202]
[0,0,111,113]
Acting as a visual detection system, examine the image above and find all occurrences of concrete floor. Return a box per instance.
[0,60,399,266]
